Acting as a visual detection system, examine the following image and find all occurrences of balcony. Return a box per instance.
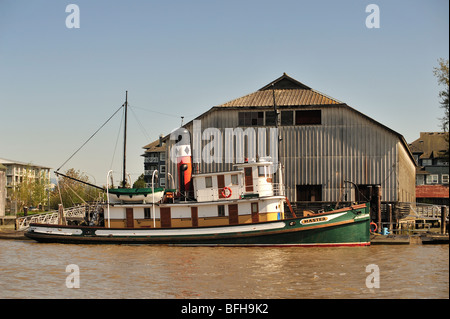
[144,157,159,163]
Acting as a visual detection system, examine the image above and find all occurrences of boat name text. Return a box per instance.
[301,216,328,224]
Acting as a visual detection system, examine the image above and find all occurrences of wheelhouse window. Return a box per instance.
[205,176,213,188]
[238,112,264,126]
[295,110,321,125]
[231,174,238,185]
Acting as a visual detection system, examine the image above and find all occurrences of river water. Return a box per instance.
[0,240,448,299]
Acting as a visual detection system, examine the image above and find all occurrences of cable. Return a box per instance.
[56,105,123,172]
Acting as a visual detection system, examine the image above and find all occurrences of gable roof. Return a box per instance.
[154,73,416,165]
[409,132,449,159]
[142,137,166,154]
[259,72,312,90]
[218,73,341,108]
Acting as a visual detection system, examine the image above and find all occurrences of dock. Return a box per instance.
[371,233,449,245]
[0,229,28,240]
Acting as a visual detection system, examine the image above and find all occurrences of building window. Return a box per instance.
[238,112,264,126]
[442,174,449,184]
[160,178,166,186]
[160,152,166,161]
[160,165,166,173]
[265,111,277,126]
[205,176,213,188]
[295,110,321,125]
[296,185,322,201]
[218,205,225,217]
[422,159,432,166]
[426,174,438,184]
[281,111,294,125]
[416,175,425,185]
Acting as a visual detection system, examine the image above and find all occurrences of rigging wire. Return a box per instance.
[56,105,124,172]
[130,105,181,119]
[129,105,151,141]
[109,107,125,171]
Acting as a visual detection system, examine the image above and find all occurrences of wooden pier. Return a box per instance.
[371,233,449,245]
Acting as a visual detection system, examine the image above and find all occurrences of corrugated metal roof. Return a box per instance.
[218,89,341,108]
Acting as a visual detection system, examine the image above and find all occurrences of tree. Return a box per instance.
[10,165,50,213]
[433,58,449,131]
[50,168,104,209]
[133,174,147,188]
[433,58,449,159]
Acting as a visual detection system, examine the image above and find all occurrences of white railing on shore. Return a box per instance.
[15,205,89,230]
[397,202,448,219]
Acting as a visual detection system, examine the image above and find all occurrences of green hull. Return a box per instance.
[26,204,370,247]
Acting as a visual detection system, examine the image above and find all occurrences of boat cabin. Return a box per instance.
[192,160,276,202]
[106,160,285,229]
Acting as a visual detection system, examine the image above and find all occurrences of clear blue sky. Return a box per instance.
[0,0,448,185]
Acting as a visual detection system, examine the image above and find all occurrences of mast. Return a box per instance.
[122,91,128,188]
[272,84,284,195]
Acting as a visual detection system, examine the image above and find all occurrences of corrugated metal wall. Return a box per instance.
[166,105,414,203]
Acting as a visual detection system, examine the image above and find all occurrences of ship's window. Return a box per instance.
[144,208,151,219]
[218,205,225,217]
[231,174,238,185]
[258,166,266,177]
[205,176,213,188]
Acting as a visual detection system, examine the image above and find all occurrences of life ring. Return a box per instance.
[370,222,377,233]
[221,187,232,198]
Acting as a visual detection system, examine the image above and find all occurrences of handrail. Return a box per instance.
[15,205,91,230]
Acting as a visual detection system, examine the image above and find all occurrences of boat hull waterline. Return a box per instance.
[25,207,371,247]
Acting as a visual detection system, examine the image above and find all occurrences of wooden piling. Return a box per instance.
[375,185,382,232]
[441,206,448,235]
[58,204,65,225]
[388,204,393,232]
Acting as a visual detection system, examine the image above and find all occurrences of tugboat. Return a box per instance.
[25,93,370,246]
